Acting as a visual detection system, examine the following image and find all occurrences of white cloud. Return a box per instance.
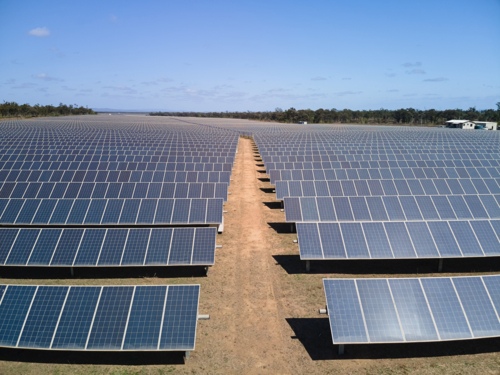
[336,91,362,96]
[385,73,396,77]
[34,73,63,82]
[12,83,38,89]
[423,77,448,82]
[111,15,117,22]
[311,76,327,81]
[406,69,426,74]
[403,62,422,67]
[342,77,351,80]
[29,27,50,37]
[157,78,173,82]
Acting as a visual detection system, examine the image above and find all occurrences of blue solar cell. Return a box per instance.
[350,197,371,221]
[300,198,319,221]
[5,228,40,265]
[421,278,472,340]
[399,196,423,220]
[415,196,440,220]
[101,199,124,224]
[119,199,140,224]
[145,229,173,265]
[206,198,223,223]
[464,195,489,219]
[483,275,500,315]
[159,285,199,350]
[123,286,167,350]
[297,223,322,259]
[357,279,404,342]
[388,279,439,341]
[327,181,343,196]
[479,195,500,219]
[0,229,19,264]
[18,286,68,348]
[365,197,389,221]
[333,197,354,221]
[406,222,439,257]
[51,229,84,265]
[98,229,128,265]
[453,277,500,337]
[191,228,216,265]
[121,229,149,265]
[0,199,24,223]
[448,221,484,256]
[189,199,207,224]
[362,223,393,258]
[66,199,91,224]
[382,197,405,221]
[341,223,369,258]
[323,279,368,343]
[136,199,156,224]
[86,286,134,350]
[0,285,37,346]
[73,229,106,266]
[49,199,74,224]
[154,199,174,224]
[28,229,62,265]
[470,221,500,255]
[168,228,194,265]
[318,223,346,258]
[384,222,416,258]
[15,199,41,224]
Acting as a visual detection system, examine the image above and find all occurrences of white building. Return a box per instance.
[298,121,307,124]
[445,119,475,129]
[472,121,497,130]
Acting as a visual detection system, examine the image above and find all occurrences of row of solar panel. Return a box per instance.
[0,284,199,350]
[262,154,500,165]
[284,195,500,222]
[275,179,500,199]
[323,276,500,344]
[297,220,500,260]
[0,161,233,172]
[0,227,215,266]
[0,182,228,202]
[264,159,500,174]
[0,154,234,164]
[0,170,231,185]
[269,167,500,185]
[0,198,223,225]
[260,150,500,157]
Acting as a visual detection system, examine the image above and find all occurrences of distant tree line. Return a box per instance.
[150,103,500,126]
[0,101,96,119]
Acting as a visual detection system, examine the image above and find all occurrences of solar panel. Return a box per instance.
[0,198,224,225]
[0,227,217,267]
[323,275,500,346]
[297,220,500,260]
[0,284,200,351]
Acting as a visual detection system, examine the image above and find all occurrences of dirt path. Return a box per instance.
[187,137,292,374]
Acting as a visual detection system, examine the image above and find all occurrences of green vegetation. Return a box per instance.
[0,101,96,119]
[151,103,500,126]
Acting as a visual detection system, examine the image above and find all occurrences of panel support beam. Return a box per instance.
[438,259,443,272]
[338,344,344,355]
[306,260,311,272]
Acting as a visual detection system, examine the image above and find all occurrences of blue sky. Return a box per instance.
[1,0,499,111]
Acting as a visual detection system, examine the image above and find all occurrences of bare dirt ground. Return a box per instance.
[1,137,500,374]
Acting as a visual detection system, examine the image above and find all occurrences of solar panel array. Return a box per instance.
[324,276,500,344]
[227,122,500,352]
[0,116,241,354]
[0,227,216,266]
[0,284,200,351]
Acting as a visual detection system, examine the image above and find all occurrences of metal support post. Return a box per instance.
[70,267,74,277]
[206,267,210,276]
[438,259,443,272]
[185,351,190,359]
[338,345,344,355]
[306,260,311,272]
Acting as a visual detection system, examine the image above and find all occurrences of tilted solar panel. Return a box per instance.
[0,284,200,351]
[323,276,500,346]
